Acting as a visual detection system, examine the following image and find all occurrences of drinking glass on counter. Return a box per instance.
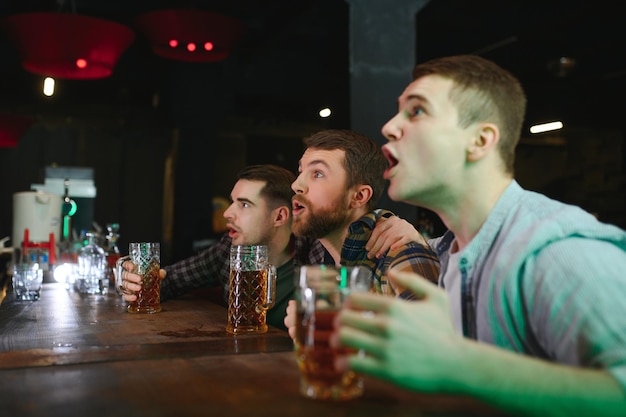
[294,265,373,400]
[126,242,161,313]
[12,263,44,301]
[226,245,276,334]
[75,231,108,294]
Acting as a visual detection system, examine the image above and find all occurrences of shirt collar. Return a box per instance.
[348,209,393,234]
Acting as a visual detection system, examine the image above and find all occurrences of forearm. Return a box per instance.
[161,235,231,299]
[388,258,439,299]
[454,339,626,417]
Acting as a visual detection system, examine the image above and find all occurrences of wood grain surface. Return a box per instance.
[0,283,509,417]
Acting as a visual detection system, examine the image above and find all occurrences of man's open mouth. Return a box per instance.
[227,224,239,237]
[292,199,306,215]
[382,146,399,179]
[382,146,398,169]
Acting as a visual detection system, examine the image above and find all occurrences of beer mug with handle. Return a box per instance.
[226,245,276,334]
[294,265,373,400]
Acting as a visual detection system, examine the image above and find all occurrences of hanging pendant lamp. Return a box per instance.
[134,9,245,63]
[1,13,135,80]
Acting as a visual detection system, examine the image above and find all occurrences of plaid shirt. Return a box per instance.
[161,233,324,330]
[161,209,439,326]
[162,233,323,299]
[333,209,440,299]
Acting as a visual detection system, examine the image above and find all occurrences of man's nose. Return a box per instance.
[291,176,306,194]
[382,114,402,141]
[223,204,235,219]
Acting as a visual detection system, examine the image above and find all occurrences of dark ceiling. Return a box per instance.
[0,0,624,134]
[415,0,626,133]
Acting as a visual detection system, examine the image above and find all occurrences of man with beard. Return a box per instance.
[284,129,440,339]
[119,164,424,331]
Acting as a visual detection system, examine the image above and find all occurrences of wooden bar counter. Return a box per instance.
[0,282,509,417]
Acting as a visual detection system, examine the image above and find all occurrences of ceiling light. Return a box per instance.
[1,13,135,80]
[43,77,55,97]
[547,57,577,78]
[319,108,332,118]
[530,121,563,134]
[134,9,245,63]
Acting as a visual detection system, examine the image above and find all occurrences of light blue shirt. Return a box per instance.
[430,180,626,391]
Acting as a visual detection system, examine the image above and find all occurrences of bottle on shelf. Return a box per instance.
[76,231,107,295]
[105,223,121,291]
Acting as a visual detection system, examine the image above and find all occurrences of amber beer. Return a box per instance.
[127,242,161,314]
[294,265,373,400]
[227,245,276,335]
[127,259,161,313]
[226,269,269,334]
[295,309,362,400]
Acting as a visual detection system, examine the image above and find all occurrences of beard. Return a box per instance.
[292,196,352,239]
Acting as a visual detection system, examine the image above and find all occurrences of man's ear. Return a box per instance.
[467,123,499,162]
[273,205,291,227]
[350,185,373,209]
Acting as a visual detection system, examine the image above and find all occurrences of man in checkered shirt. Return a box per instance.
[120,163,429,331]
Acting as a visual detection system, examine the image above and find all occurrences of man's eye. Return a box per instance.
[313,171,323,178]
[410,106,424,118]
[241,202,250,208]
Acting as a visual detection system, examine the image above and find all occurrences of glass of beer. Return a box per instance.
[226,245,276,334]
[127,242,161,314]
[294,265,373,400]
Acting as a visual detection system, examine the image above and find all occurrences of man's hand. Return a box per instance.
[284,299,297,341]
[119,258,166,302]
[366,216,428,259]
[330,269,461,392]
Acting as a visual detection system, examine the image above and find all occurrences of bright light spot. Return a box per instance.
[43,77,55,97]
[53,263,76,283]
[169,39,178,48]
[530,121,563,134]
[187,42,196,52]
[75,58,87,69]
[319,107,332,118]
[204,41,214,51]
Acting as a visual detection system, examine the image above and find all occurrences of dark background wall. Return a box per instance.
[0,58,334,265]
[0,0,624,267]
[1,77,623,266]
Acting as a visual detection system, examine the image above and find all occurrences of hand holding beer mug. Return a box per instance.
[226,245,277,334]
[294,265,373,400]
[125,242,161,314]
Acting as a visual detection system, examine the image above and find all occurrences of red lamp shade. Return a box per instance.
[0,113,34,148]
[1,13,135,80]
[134,9,246,63]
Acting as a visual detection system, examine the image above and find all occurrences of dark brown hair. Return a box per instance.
[412,54,527,174]
[304,129,387,210]
[237,164,295,209]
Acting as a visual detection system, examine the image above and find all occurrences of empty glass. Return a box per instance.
[75,231,107,294]
[13,263,44,301]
